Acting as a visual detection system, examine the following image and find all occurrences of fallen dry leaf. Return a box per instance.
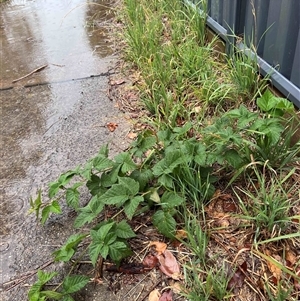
[106,122,118,132]
[110,79,125,86]
[158,249,181,280]
[285,249,297,267]
[227,261,247,293]
[143,254,159,269]
[127,132,138,139]
[159,290,173,301]
[175,229,187,240]
[149,289,161,301]
[294,267,300,291]
[170,281,183,294]
[149,241,167,255]
[265,250,282,283]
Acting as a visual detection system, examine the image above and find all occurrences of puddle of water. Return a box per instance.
[0,0,113,88]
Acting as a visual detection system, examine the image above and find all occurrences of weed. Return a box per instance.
[234,169,295,241]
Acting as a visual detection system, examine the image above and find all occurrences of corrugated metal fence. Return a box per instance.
[187,0,300,107]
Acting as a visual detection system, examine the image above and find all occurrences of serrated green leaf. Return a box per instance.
[74,196,105,228]
[109,241,132,265]
[114,152,137,173]
[89,242,104,266]
[152,210,176,238]
[80,160,93,181]
[48,182,61,199]
[130,169,153,191]
[100,165,120,187]
[86,174,102,196]
[41,206,51,225]
[224,149,244,168]
[100,184,129,205]
[104,231,117,245]
[93,154,114,172]
[28,283,43,299]
[62,275,89,294]
[50,200,62,214]
[124,196,143,219]
[90,221,115,242]
[152,149,185,176]
[53,233,87,262]
[160,192,184,209]
[66,183,82,210]
[118,177,140,196]
[115,220,136,239]
[158,174,174,188]
[37,270,58,285]
[257,89,277,112]
[40,290,63,300]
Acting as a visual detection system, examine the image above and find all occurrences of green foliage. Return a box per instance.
[257,89,294,116]
[28,270,89,301]
[89,220,135,266]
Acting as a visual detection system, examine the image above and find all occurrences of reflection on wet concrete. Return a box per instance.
[0,0,113,89]
[0,0,130,299]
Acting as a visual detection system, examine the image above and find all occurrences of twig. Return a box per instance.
[3,260,53,291]
[12,64,48,83]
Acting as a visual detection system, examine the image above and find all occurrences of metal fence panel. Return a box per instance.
[189,0,300,105]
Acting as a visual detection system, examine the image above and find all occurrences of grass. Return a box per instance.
[114,0,300,300]
[24,0,300,300]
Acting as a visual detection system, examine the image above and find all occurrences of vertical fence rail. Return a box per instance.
[187,0,300,107]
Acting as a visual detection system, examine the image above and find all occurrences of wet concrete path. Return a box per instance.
[0,1,133,300]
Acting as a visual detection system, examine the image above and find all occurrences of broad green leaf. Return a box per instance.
[224,149,244,168]
[100,183,129,205]
[109,241,132,264]
[90,221,115,242]
[53,233,87,262]
[152,149,185,176]
[160,192,184,209]
[118,177,140,196]
[89,242,104,266]
[115,220,136,239]
[40,206,51,224]
[114,152,137,173]
[152,210,176,238]
[104,231,117,245]
[93,154,114,172]
[28,283,43,299]
[37,270,58,285]
[124,196,143,220]
[66,183,82,210]
[257,90,277,112]
[86,174,102,196]
[50,200,62,214]
[74,196,105,228]
[48,182,61,199]
[100,165,120,187]
[80,160,93,181]
[40,290,63,300]
[62,275,89,294]
[130,169,153,191]
[158,174,174,188]
[49,170,78,198]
